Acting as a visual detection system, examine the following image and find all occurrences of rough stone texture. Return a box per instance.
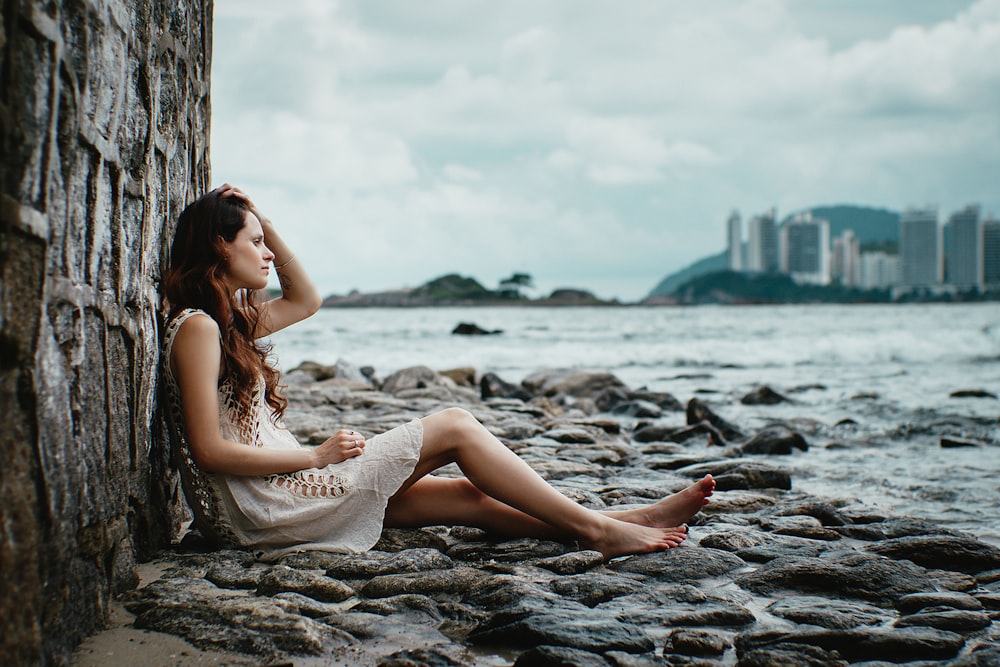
[0,1,211,664]
[113,367,1000,665]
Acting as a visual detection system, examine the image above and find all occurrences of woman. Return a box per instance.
[162,183,715,562]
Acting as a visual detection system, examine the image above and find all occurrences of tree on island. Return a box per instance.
[498,272,534,299]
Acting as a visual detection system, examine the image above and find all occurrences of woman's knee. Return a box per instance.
[431,406,481,439]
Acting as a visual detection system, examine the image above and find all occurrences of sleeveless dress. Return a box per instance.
[162,308,422,561]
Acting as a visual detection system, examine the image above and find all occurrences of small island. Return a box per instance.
[320,273,618,307]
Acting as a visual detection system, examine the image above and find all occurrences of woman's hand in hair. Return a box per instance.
[216,183,274,229]
[312,429,366,467]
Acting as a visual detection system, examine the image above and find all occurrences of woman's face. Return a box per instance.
[221,211,274,292]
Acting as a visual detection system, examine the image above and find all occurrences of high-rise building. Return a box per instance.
[983,219,1000,288]
[726,210,742,272]
[900,207,940,287]
[859,252,900,289]
[747,209,778,273]
[780,212,830,285]
[944,205,981,289]
[831,229,861,286]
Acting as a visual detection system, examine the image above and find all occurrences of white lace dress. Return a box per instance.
[162,308,422,561]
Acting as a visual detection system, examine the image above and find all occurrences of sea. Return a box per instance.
[268,303,1000,546]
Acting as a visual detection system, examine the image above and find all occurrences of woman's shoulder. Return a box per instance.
[166,309,221,351]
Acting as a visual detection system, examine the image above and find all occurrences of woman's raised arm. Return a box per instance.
[217,184,323,337]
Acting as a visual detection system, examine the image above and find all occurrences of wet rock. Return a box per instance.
[686,398,745,440]
[630,389,684,412]
[513,645,611,667]
[279,550,353,571]
[974,592,1000,610]
[834,517,957,541]
[381,366,448,395]
[481,372,534,401]
[288,360,340,381]
[766,596,889,629]
[941,436,988,448]
[735,551,934,604]
[125,577,353,656]
[741,386,789,405]
[641,602,756,628]
[373,528,451,553]
[755,515,841,541]
[612,399,663,419]
[452,322,502,335]
[205,563,263,590]
[664,628,731,656]
[735,426,808,455]
[361,567,485,599]
[522,369,628,398]
[439,367,477,386]
[894,609,992,633]
[677,460,791,490]
[535,551,605,575]
[949,389,997,399]
[634,421,726,445]
[463,575,553,610]
[470,603,654,654]
[867,535,1000,574]
[772,501,848,526]
[256,566,355,603]
[608,546,746,583]
[352,593,445,621]
[700,491,781,515]
[550,573,646,607]
[323,549,455,579]
[272,591,348,618]
[490,418,546,440]
[321,610,396,639]
[594,386,631,412]
[448,538,569,563]
[737,642,848,667]
[897,592,986,614]
[604,652,680,667]
[735,626,966,663]
[542,426,598,444]
[378,646,472,666]
[947,645,1000,666]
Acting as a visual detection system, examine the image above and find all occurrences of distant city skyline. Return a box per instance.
[725,201,999,293]
[211,0,1000,301]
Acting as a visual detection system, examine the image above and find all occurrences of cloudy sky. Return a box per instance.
[210,0,1000,301]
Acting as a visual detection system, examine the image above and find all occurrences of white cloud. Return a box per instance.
[211,0,1000,301]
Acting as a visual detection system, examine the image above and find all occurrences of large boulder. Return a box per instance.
[521,369,627,399]
[686,398,745,440]
[735,551,950,604]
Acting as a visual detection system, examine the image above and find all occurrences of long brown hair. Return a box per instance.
[163,189,287,422]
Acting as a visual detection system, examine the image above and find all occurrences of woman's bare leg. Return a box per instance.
[384,408,710,559]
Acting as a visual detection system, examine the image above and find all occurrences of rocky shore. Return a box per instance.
[113,364,1000,666]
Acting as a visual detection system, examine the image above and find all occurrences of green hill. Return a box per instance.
[672,270,891,304]
[647,204,900,299]
[782,205,899,244]
[410,273,498,302]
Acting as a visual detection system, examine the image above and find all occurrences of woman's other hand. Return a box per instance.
[313,429,366,466]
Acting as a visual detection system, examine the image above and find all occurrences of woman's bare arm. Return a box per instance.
[217,184,323,337]
[171,313,363,475]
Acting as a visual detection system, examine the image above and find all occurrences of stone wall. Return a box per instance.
[0,1,212,664]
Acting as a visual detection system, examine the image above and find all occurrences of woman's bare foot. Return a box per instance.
[583,516,689,560]
[606,475,716,529]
